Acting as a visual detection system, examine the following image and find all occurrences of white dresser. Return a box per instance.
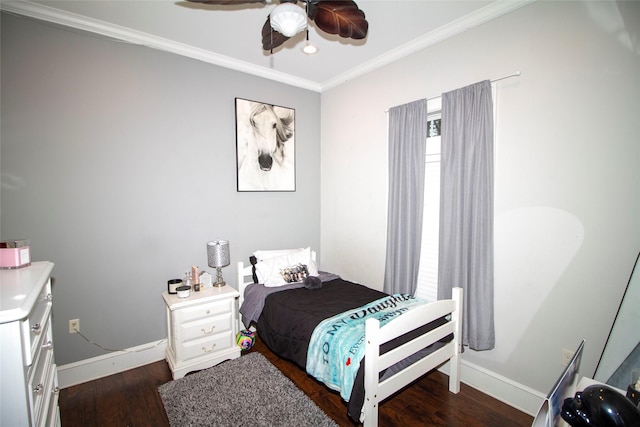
[0,261,60,427]
[162,285,240,379]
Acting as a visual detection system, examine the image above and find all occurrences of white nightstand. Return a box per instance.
[162,286,240,379]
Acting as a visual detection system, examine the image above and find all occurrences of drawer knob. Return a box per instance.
[43,340,53,350]
[31,323,42,334]
[201,343,217,353]
[34,383,44,394]
[53,387,60,395]
[201,325,216,335]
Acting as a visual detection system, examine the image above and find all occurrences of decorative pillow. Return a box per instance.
[281,264,309,283]
[255,247,318,287]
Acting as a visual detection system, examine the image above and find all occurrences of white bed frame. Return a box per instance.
[237,257,462,427]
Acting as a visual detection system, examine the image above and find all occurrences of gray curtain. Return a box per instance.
[383,99,428,295]
[438,80,495,351]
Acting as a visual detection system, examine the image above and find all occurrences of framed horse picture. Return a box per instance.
[235,98,296,192]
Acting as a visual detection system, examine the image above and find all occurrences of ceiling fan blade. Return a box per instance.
[261,17,290,51]
[185,0,265,4]
[308,0,368,39]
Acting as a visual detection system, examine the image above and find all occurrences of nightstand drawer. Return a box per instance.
[175,298,233,324]
[179,314,234,342]
[178,330,234,361]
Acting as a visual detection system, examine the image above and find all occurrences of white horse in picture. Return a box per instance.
[237,99,295,191]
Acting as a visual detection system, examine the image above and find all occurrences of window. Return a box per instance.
[415,85,496,301]
[415,98,441,302]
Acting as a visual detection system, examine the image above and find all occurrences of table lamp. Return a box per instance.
[207,240,230,287]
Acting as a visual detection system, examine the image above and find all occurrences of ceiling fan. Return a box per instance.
[186,0,369,52]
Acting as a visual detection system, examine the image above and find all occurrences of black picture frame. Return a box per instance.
[235,98,296,192]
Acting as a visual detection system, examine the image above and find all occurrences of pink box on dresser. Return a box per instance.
[0,239,31,269]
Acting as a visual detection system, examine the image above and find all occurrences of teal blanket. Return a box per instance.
[306,294,426,401]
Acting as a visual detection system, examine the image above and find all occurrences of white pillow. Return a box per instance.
[255,247,318,287]
[254,248,303,262]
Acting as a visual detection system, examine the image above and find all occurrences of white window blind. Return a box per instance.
[415,106,441,302]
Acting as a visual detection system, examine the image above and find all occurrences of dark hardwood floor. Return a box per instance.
[59,337,533,426]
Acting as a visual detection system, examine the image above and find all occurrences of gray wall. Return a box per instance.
[1,13,321,365]
[320,0,640,398]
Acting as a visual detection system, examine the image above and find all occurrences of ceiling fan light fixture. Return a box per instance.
[302,29,317,55]
[270,2,307,38]
[302,41,318,55]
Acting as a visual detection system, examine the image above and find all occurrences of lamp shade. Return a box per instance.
[207,240,230,268]
[270,2,307,37]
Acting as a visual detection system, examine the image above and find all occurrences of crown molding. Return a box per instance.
[320,0,535,91]
[2,0,533,93]
[0,0,323,92]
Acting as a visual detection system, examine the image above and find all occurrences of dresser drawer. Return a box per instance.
[44,368,61,427]
[22,279,53,366]
[28,325,55,427]
[177,330,234,362]
[175,298,233,324]
[179,313,234,342]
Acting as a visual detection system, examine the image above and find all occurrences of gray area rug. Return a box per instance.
[158,352,338,427]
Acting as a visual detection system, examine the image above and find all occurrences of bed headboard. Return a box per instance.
[236,260,254,310]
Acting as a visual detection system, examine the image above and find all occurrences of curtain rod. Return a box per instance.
[490,70,521,83]
[385,71,521,112]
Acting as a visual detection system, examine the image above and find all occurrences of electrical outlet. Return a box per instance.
[69,318,80,334]
[561,349,574,366]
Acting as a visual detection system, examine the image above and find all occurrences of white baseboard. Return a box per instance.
[57,339,168,389]
[440,359,545,417]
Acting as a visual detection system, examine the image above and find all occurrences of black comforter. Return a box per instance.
[257,278,385,368]
[256,278,449,422]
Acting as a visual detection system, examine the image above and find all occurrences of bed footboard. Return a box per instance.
[362,287,463,427]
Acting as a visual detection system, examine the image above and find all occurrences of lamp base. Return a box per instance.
[213,267,226,287]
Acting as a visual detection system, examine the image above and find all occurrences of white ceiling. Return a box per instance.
[2,0,533,91]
